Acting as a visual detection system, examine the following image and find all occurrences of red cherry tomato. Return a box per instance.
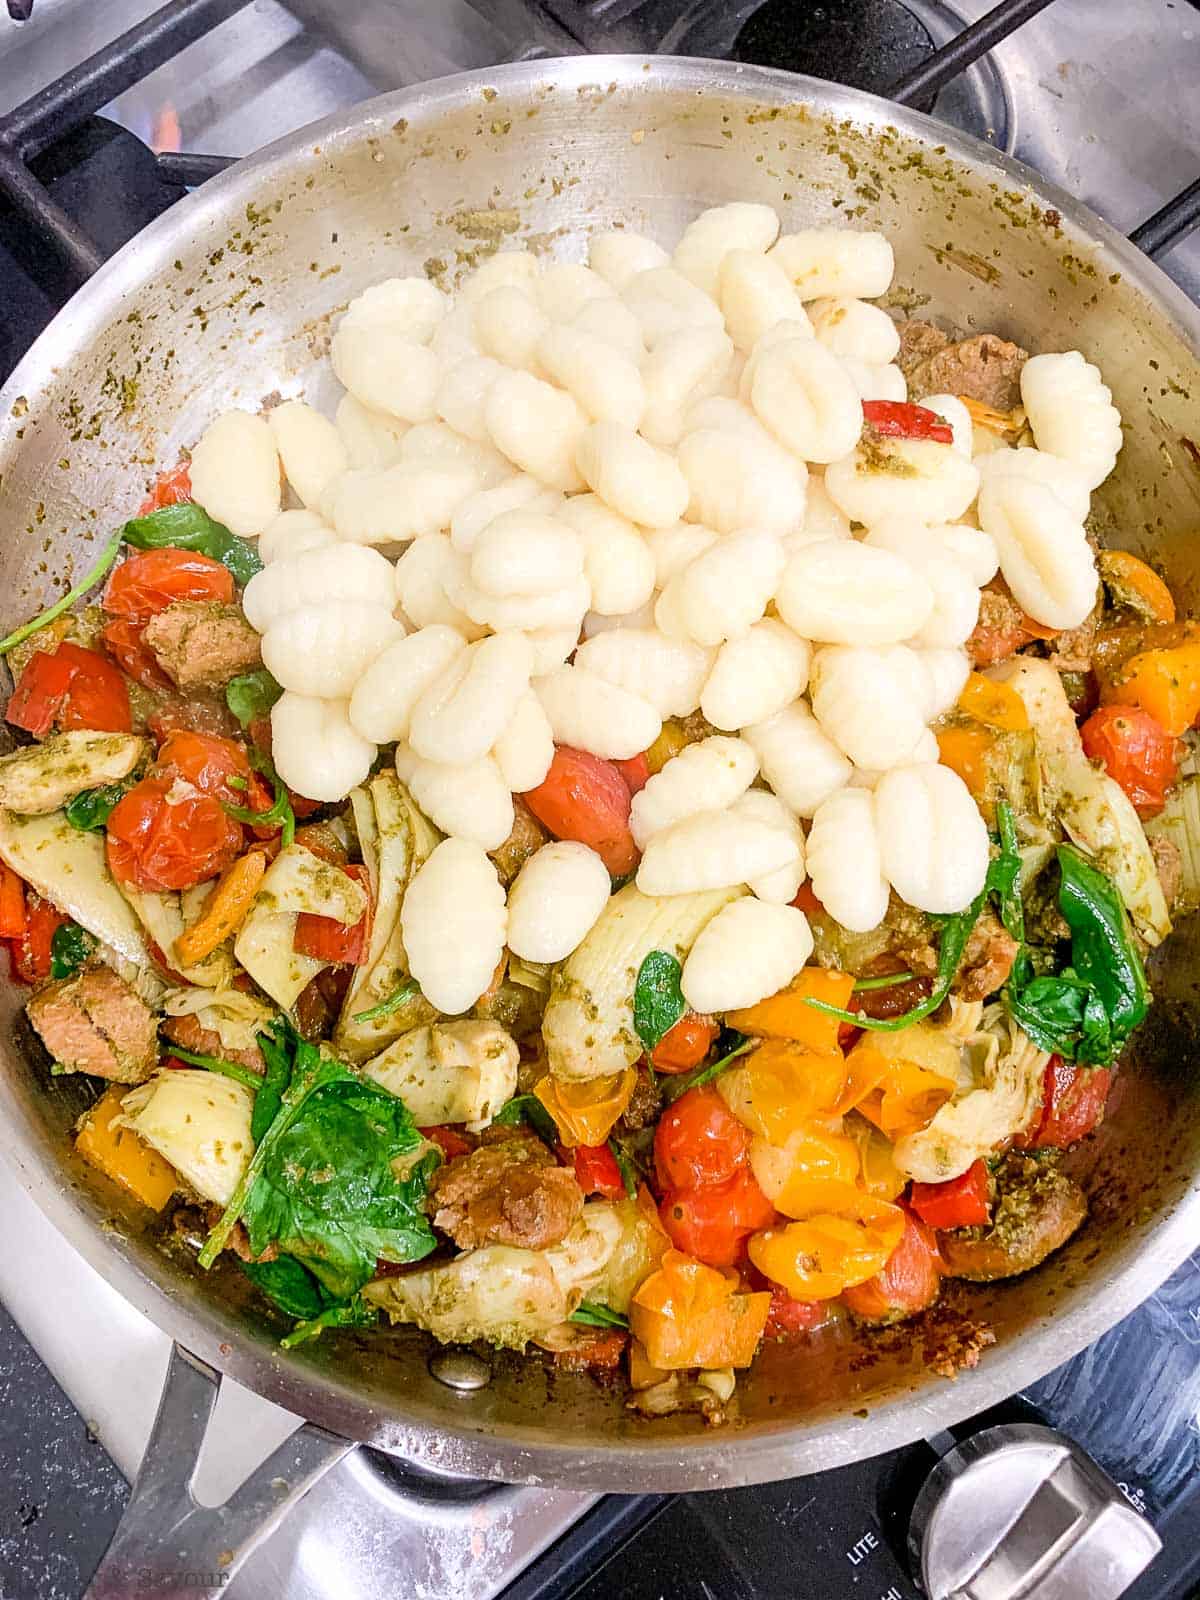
[1020,1055,1112,1149]
[10,892,69,984]
[650,1013,719,1074]
[293,865,373,965]
[861,399,954,444]
[658,1167,775,1266]
[842,1208,942,1323]
[763,1287,830,1342]
[0,862,26,941]
[137,463,193,515]
[100,617,173,692]
[1080,704,1179,817]
[157,730,252,803]
[7,643,131,736]
[419,1125,474,1161]
[103,547,233,622]
[106,774,244,892]
[521,746,639,877]
[613,752,651,795]
[791,881,824,917]
[653,1086,750,1191]
[573,1143,627,1201]
[909,1159,991,1231]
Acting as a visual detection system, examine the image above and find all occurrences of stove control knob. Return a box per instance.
[909,1422,1161,1600]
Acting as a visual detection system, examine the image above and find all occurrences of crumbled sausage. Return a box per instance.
[488,797,548,888]
[906,328,1029,411]
[938,1154,1087,1281]
[429,1133,583,1251]
[1149,832,1183,912]
[966,579,1036,668]
[897,319,951,381]
[620,1065,663,1132]
[954,911,1019,1003]
[161,1010,265,1075]
[553,1328,628,1375]
[28,967,158,1083]
[143,601,262,692]
[1046,598,1104,674]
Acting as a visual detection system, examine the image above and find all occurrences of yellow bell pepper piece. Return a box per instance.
[533,1068,636,1149]
[727,967,855,1051]
[957,671,1030,732]
[630,1249,770,1369]
[76,1085,177,1211]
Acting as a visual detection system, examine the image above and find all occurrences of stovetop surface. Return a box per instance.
[1,3,1200,1598]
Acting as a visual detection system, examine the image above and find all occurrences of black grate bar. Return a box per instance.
[156,151,236,185]
[888,0,1059,106]
[1129,177,1200,260]
[0,145,106,282]
[0,0,256,162]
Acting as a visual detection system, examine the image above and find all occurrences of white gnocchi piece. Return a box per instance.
[718,249,812,353]
[667,530,787,647]
[636,807,799,897]
[732,789,807,903]
[394,537,484,637]
[493,690,555,792]
[520,623,585,676]
[573,627,714,719]
[976,445,1091,524]
[588,230,670,291]
[673,202,780,298]
[349,624,468,744]
[842,360,908,403]
[261,603,404,698]
[271,693,376,802]
[330,462,479,544]
[580,600,657,639]
[535,262,616,323]
[404,752,515,851]
[485,370,586,492]
[915,647,971,718]
[341,277,447,344]
[569,294,647,362]
[330,322,440,423]
[1020,350,1122,490]
[639,326,735,448]
[576,421,690,529]
[742,701,852,817]
[922,521,1000,587]
[534,664,661,761]
[257,510,338,566]
[469,510,584,598]
[977,475,1098,631]
[918,393,974,458]
[700,618,811,730]
[621,265,725,347]
[863,518,981,649]
[805,787,890,933]
[400,839,508,1015]
[682,395,767,439]
[241,542,396,633]
[451,475,563,554]
[506,842,613,962]
[749,337,864,463]
[435,356,506,443]
[335,393,408,469]
[768,229,895,301]
[874,762,989,914]
[808,297,901,366]
[267,399,349,511]
[188,410,281,538]
[429,301,480,369]
[473,285,550,373]
[676,423,807,537]
[629,736,759,849]
[408,632,534,766]
[400,420,510,489]
[643,521,719,587]
[447,563,591,636]
[775,540,933,646]
[783,473,852,551]
[557,496,656,617]
[823,436,981,526]
[809,643,934,771]
[681,898,813,1013]
[459,249,541,304]
[537,323,645,428]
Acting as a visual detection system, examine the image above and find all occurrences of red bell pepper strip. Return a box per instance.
[573,1143,627,1201]
[862,399,954,445]
[293,864,372,965]
[909,1159,991,1230]
[0,863,26,941]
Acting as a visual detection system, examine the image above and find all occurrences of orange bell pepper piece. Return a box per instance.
[1102,641,1200,735]
[748,1193,905,1300]
[717,1040,848,1140]
[956,671,1030,732]
[533,1068,637,1149]
[630,1249,771,1369]
[174,848,268,967]
[727,967,855,1051]
[854,1055,957,1140]
[76,1085,177,1211]
[1099,550,1176,624]
[936,725,996,800]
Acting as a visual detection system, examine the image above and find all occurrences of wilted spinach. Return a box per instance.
[123,503,262,585]
[633,950,687,1051]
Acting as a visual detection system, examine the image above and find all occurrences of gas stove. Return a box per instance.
[0,4,1198,1599]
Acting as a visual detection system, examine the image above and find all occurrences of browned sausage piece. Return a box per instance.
[429,1133,583,1251]
[953,910,1019,1003]
[938,1155,1087,1282]
[160,1010,266,1076]
[907,329,1030,411]
[489,797,548,888]
[27,967,158,1084]
[142,600,262,692]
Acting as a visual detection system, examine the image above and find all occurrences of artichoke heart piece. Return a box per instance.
[231,841,367,1010]
[119,1068,255,1206]
[122,882,234,990]
[0,730,147,815]
[363,1020,518,1129]
[542,882,745,1082]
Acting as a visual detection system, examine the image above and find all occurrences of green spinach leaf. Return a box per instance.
[65,782,128,832]
[350,977,421,1025]
[633,950,687,1052]
[662,1033,754,1101]
[222,747,295,847]
[569,1301,629,1330]
[493,1092,559,1146]
[226,669,282,730]
[240,1256,330,1321]
[607,1138,639,1199]
[49,922,95,980]
[252,1022,293,1142]
[123,503,262,585]
[281,1293,378,1349]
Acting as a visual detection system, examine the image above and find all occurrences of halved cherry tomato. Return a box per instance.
[763,1286,830,1342]
[419,1125,474,1162]
[157,730,252,804]
[613,752,651,795]
[1021,1056,1112,1149]
[103,548,233,622]
[11,892,70,984]
[7,643,131,736]
[841,1207,942,1323]
[909,1159,991,1230]
[522,746,639,877]
[101,617,173,692]
[106,774,244,892]
[862,399,954,444]
[573,1143,627,1201]
[650,1013,719,1073]
[654,1086,751,1192]
[659,1168,775,1266]
[137,462,193,515]
[1080,703,1179,818]
[293,865,372,965]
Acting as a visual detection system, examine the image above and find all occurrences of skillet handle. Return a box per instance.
[83,1343,354,1599]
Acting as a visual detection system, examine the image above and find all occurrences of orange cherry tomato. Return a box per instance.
[842,1207,942,1323]
[156,730,252,803]
[659,1168,775,1266]
[650,1013,719,1073]
[103,547,233,622]
[654,1086,751,1192]
[293,864,372,965]
[106,774,244,893]
[100,617,174,692]
[1080,703,1179,818]
[522,746,639,877]
[909,1159,991,1230]
[137,462,193,514]
[573,1143,627,1201]
[7,642,131,736]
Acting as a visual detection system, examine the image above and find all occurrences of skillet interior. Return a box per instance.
[1,56,1200,1491]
